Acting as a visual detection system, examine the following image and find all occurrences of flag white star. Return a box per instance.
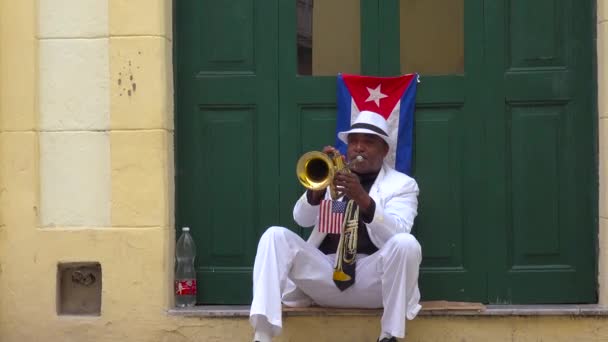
[365,84,388,107]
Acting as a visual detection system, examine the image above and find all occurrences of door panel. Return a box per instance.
[484,0,596,303]
[414,106,466,269]
[510,105,563,265]
[197,1,256,72]
[175,0,279,304]
[508,0,565,68]
[413,105,477,300]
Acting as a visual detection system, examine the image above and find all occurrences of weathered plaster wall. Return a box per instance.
[0,0,40,338]
[0,0,175,340]
[1,0,608,341]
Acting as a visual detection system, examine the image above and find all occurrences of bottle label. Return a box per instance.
[175,279,197,295]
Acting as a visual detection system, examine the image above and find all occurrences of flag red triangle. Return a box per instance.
[341,74,415,119]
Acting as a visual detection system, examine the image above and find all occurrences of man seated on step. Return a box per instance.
[250,111,422,342]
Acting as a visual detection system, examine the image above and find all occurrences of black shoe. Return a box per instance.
[378,337,397,342]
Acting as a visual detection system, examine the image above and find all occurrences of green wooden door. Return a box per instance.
[483,0,596,303]
[175,0,279,304]
[175,0,596,304]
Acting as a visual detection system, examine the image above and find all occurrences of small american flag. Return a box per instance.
[318,199,346,234]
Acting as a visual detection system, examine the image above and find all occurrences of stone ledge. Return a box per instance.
[477,304,608,316]
[167,303,608,318]
[169,305,250,317]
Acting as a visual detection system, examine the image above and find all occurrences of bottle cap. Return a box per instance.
[182,227,190,232]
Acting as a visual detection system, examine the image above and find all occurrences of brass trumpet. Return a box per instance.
[295,150,363,286]
[296,150,362,200]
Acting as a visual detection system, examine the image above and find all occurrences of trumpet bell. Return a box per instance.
[296,151,334,190]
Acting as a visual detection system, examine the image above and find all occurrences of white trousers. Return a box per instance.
[249,226,422,338]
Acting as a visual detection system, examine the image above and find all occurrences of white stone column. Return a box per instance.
[38,0,110,227]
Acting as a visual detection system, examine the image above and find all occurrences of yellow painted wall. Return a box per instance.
[312,0,360,75]
[399,0,465,75]
[0,1,608,341]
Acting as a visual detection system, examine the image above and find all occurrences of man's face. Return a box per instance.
[346,133,389,174]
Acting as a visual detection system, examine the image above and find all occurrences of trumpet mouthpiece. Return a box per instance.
[348,155,363,166]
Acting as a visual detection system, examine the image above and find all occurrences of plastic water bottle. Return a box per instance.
[175,227,197,307]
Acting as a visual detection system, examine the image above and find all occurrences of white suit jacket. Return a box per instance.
[293,162,419,249]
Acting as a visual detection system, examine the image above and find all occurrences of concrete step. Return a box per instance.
[167,304,608,342]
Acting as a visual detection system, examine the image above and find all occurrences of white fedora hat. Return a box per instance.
[337,110,391,146]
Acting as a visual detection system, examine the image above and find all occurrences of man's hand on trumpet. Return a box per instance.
[306,145,374,217]
[325,145,374,216]
[334,170,373,215]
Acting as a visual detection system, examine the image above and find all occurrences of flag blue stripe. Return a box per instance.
[335,73,351,155]
[395,78,417,175]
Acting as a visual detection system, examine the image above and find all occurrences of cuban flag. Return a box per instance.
[336,73,418,175]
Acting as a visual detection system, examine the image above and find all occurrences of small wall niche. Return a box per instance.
[57,262,102,316]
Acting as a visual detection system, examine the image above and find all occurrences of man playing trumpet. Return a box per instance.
[250,111,422,342]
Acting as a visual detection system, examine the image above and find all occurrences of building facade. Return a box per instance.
[1,0,608,341]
